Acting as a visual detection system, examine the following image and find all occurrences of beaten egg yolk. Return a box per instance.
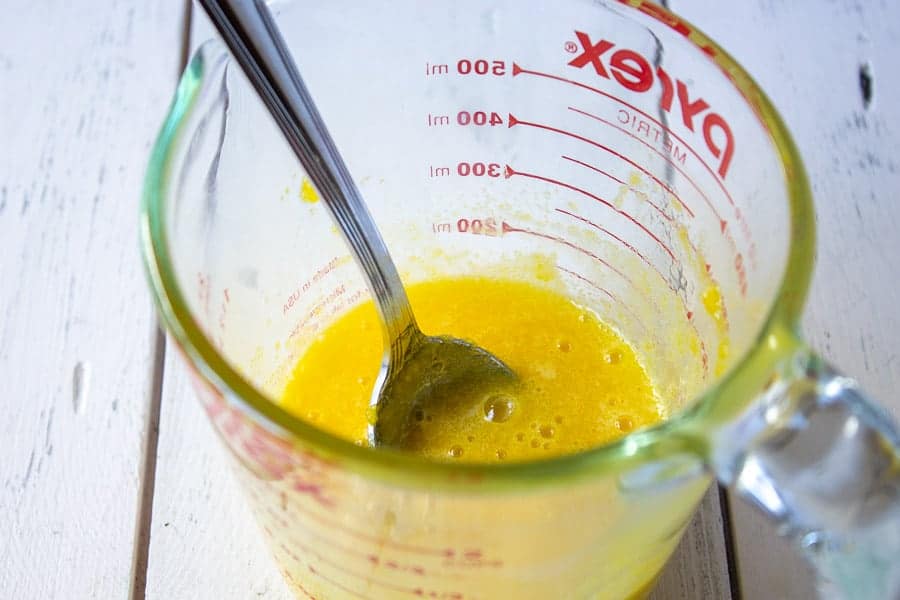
[280,277,661,462]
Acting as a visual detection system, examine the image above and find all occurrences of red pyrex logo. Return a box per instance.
[567,31,734,180]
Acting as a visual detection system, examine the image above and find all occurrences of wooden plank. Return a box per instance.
[0,3,185,599]
[650,487,733,600]
[144,5,293,598]
[671,1,900,597]
[145,356,293,599]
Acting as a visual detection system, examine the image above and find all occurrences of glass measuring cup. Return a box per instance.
[141,1,900,597]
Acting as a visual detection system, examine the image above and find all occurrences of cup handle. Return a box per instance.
[710,348,900,599]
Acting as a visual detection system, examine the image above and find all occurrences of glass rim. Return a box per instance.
[140,1,815,491]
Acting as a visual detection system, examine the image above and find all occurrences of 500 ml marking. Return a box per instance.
[457,58,507,76]
[432,217,500,236]
[425,59,508,77]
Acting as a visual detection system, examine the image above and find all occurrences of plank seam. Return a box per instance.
[129,5,195,596]
[718,484,743,600]
[128,325,167,600]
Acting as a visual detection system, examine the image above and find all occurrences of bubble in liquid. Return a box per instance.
[496,449,507,460]
[604,349,623,364]
[483,394,515,423]
[530,439,540,449]
[539,425,555,439]
[615,415,635,432]
[516,432,525,442]
[448,445,464,458]
[556,340,571,352]
[467,435,475,443]
[554,415,564,425]
[414,408,425,422]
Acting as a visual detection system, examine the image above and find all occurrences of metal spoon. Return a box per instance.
[198,0,517,448]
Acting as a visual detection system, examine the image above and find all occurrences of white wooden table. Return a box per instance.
[2,2,897,598]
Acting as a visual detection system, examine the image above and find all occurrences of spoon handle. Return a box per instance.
[198,0,419,362]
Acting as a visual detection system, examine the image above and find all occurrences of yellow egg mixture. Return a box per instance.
[280,278,662,462]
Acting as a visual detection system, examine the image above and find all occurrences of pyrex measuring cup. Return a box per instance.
[141,1,900,598]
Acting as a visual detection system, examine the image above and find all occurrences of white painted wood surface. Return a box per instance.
[145,355,292,599]
[2,1,898,599]
[0,2,185,599]
[143,7,293,599]
[650,487,733,600]
[672,2,900,598]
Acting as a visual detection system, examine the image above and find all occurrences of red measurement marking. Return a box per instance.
[614,1,710,53]
[278,497,456,558]
[280,542,302,563]
[271,504,500,577]
[443,558,503,570]
[502,221,633,285]
[690,320,710,374]
[288,284,348,338]
[561,155,672,223]
[555,265,647,334]
[283,256,342,315]
[197,272,210,316]
[296,582,317,600]
[268,505,432,577]
[376,556,428,577]
[555,264,707,377]
[512,63,735,208]
[456,58,506,76]
[501,220,675,325]
[307,564,371,600]
[506,164,675,261]
[510,121,745,295]
[307,548,465,599]
[554,207,678,295]
[290,477,336,509]
[568,105,725,228]
[513,62,756,258]
[218,407,243,439]
[283,570,318,600]
[556,158,732,324]
[509,113,693,218]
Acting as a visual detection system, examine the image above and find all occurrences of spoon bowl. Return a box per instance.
[370,332,518,448]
